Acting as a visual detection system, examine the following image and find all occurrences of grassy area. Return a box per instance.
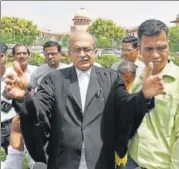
[1,148,29,168]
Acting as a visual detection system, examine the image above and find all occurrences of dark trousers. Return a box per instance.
[1,119,12,154]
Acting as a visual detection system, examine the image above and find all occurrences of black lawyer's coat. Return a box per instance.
[13,66,152,169]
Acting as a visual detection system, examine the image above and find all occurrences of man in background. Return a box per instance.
[1,43,16,154]
[127,19,179,169]
[8,44,37,169]
[111,36,145,80]
[30,41,69,89]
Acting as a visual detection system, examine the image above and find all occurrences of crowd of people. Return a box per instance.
[1,19,178,169]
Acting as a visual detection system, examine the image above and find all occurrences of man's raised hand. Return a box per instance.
[142,62,166,98]
[4,61,28,99]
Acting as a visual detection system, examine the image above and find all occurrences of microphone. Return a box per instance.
[33,162,47,169]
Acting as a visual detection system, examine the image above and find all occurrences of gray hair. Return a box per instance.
[117,61,136,77]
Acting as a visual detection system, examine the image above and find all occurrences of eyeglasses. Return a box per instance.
[121,48,136,54]
[144,45,168,54]
[70,47,95,54]
[44,52,59,57]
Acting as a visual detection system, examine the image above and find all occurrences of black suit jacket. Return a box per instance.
[13,66,151,169]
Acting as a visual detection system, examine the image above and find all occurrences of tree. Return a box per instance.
[1,16,40,45]
[168,26,179,52]
[87,18,126,48]
[61,34,70,48]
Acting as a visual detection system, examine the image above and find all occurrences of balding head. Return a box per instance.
[68,32,97,71]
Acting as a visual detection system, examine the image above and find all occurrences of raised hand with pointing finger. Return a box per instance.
[4,61,28,99]
[142,62,166,98]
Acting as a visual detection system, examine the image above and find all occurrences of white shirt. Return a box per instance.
[1,65,37,123]
[1,77,16,122]
[4,65,37,169]
[6,64,37,82]
[134,58,146,78]
[76,68,91,112]
[75,67,92,169]
[1,146,25,169]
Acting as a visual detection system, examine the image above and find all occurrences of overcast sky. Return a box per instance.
[2,1,179,32]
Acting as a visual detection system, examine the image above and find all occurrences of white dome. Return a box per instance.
[75,8,90,18]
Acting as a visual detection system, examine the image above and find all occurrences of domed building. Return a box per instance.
[36,7,92,46]
[170,14,179,26]
[71,8,92,32]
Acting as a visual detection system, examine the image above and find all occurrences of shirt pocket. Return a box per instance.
[155,95,178,137]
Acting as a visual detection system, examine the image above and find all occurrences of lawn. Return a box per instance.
[1,148,29,168]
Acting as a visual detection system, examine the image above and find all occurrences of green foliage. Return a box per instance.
[96,54,121,68]
[174,56,179,66]
[97,35,112,48]
[169,26,179,43]
[169,55,179,66]
[61,34,70,48]
[87,18,125,48]
[169,42,179,53]
[61,55,71,64]
[1,16,40,45]
[29,52,44,66]
[169,26,179,52]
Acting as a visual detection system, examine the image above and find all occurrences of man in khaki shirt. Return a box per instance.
[126,19,179,169]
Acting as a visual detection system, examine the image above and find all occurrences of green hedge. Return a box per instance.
[169,54,179,66]
[29,52,44,66]
[95,54,121,68]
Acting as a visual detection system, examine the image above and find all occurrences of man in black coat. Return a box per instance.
[4,32,165,169]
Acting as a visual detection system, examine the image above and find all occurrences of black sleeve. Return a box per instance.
[12,73,55,163]
[113,72,154,158]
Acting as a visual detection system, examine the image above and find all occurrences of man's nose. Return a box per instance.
[20,53,25,58]
[48,54,53,59]
[151,50,160,59]
[79,49,85,56]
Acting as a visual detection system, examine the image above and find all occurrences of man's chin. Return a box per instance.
[49,63,58,68]
[79,64,92,71]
